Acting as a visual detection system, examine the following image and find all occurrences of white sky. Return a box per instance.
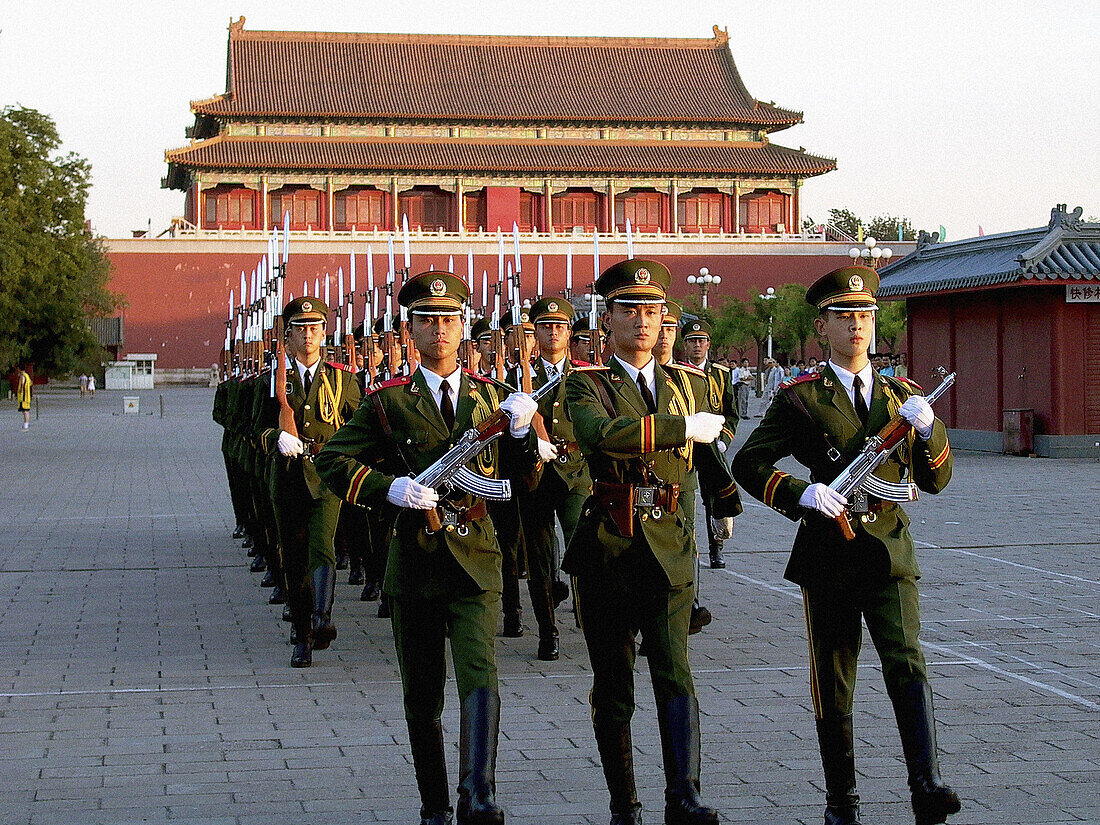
[2,0,1097,239]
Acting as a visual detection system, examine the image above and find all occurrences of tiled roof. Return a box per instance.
[191,24,803,129]
[878,206,1100,298]
[165,136,835,177]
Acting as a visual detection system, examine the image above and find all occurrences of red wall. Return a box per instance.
[485,187,522,233]
[107,246,854,370]
[907,285,1094,437]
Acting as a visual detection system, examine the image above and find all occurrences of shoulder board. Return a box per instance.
[367,376,413,395]
[711,362,730,373]
[888,375,924,393]
[571,364,608,372]
[569,359,591,368]
[461,368,494,385]
[325,360,356,373]
[780,372,822,389]
[667,362,706,377]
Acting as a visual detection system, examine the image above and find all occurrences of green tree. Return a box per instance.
[0,106,122,375]
[805,208,924,243]
[875,299,907,354]
[770,283,818,361]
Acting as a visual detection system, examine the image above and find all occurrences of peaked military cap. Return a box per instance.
[471,317,492,341]
[662,299,683,327]
[500,308,534,331]
[681,318,712,339]
[372,317,385,336]
[595,259,671,304]
[806,265,879,311]
[398,270,468,315]
[283,296,329,325]
[530,297,575,325]
[571,317,594,338]
[352,321,380,343]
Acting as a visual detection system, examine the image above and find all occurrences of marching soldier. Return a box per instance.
[563,260,741,825]
[316,271,539,825]
[471,318,494,376]
[732,265,959,825]
[515,297,592,660]
[569,317,595,364]
[680,319,738,569]
[255,297,362,667]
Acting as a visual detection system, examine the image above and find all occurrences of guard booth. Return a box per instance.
[104,360,134,390]
[125,354,157,389]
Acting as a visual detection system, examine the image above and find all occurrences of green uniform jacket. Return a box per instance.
[528,358,592,495]
[695,360,738,450]
[255,361,362,499]
[315,367,539,599]
[562,358,741,587]
[731,365,953,586]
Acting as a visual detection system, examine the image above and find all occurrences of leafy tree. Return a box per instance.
[805,208,924,243]
[770,283,818,361]
[0,106,122,376]
[875,299,907,354]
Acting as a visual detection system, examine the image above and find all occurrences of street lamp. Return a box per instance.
[848,236,894,269]
[759,286,777,358]
[687,266,721,309]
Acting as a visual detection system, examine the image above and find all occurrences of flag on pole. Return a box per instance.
[938,225,947,242]
[978,226,985,237]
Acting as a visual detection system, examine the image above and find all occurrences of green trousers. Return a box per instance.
[391,591,501,723]
[574,550,695,729]
[802,576,928,720]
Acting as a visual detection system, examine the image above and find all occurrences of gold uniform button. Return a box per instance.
[304,404,311,410]
[553,401,560,407]
[552,418,559,424]
[640,513,649,522]
[303,422,310,427]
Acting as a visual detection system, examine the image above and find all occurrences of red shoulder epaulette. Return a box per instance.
[894,375,924,392]
[780,372,822,389]
[570,358,591,367]
[367,375,412,394]
[462,368,494,384]
[325,360,357,373]
[572,364,608,371]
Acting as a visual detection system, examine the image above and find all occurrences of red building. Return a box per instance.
[108,20,877,369]
[878,205,1100,458]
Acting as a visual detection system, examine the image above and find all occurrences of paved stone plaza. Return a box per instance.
[1,387,1097,825]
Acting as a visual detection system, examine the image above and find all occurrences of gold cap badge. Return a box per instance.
[429,278,447,296]
[301,301,312,312]
[635,268,651,284]
[848,274,864,291]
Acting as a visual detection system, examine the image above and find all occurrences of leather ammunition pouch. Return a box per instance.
[426,500,488,535]
[592,480,679,538]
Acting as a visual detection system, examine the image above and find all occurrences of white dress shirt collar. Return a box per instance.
[418,364,462,410]
[829,360,874,408]
[541,356,567,376]
[296,359,320,386]
[613,354,657,400]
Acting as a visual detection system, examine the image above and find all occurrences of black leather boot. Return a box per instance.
[361,581,380,602]
[892,681,960,825]
[249,555,267,572]
[233,524,246,539]
[657,696,718,825]
[501,611,522,638]
[260,569,276,587]
[290,631,312,667]
[708,547,725,569]
[456,688,505,825]
[268,585,284,605]
[311,565,338,651]
[688,602,711,635]
[409,718,453,825]
[816,714,861,825]
[288,575,313,668]
[594,720,642,825]
[348,567,365,586]
[528,578,558,660]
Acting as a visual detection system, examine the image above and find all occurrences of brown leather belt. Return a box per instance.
[429,500,488,533]
[554,441,581,462]
[592,480,680,538]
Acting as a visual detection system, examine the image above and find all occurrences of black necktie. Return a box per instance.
[637,374,656,414]
[303,368,312,396]
[439,381,455,430]
[853,376,869,425]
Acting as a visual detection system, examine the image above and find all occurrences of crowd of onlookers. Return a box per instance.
[709,352,909,415]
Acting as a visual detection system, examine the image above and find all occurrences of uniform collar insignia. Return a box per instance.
[822,377,833,388]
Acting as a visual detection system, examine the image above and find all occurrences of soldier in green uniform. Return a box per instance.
[255,297,362,667]
[732,265,959,825]
[515,297,592,660]
[316,271,539,825]
[680,319,738,569]
[471,318,494,376]
[563,260,741,825]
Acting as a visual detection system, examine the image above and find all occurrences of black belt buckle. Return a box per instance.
[636,487,657,508]
[436,507,470,536]
[850,489,869,514]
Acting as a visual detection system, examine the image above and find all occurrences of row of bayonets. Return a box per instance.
[223,214,640,390]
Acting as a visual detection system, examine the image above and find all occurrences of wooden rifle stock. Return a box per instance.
[273,317,298,439]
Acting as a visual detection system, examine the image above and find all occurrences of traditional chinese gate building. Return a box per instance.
[108,20,880,369]
[878,205,1100,458]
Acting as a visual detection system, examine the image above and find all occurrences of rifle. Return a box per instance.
[828,368,956,540]
[511,224,552,444]
[415,370,562,531]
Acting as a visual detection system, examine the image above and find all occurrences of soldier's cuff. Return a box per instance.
[763,470,808,521]
[259,427,281,453]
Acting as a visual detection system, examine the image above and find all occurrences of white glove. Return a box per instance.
[798,483,848,518]
[500,392,537,437]
[709,516,734,541]
[899,397,935,439]
[684,412,724,444]
[537,438,560,462]
[277,430,305,457]
[386,476,440,510]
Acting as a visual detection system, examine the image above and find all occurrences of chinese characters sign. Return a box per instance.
[1066,284,1100,302]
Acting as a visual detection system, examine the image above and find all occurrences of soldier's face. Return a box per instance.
[288,322,325,363]
[605,302,661,357]
[654,325,677,363]
[816,310,875,361]
[408,314,462,362]
[684,336,710,364]
[570,335,590,362]
[476,338,493,357]
[535,322,569,359]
